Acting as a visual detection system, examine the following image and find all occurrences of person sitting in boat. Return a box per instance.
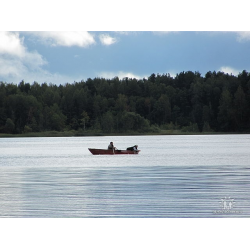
[108,142,116,150]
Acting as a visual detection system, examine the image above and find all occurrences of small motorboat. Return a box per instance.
[88,148,140,155]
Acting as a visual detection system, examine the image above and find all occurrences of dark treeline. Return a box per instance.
[1,70,250,134]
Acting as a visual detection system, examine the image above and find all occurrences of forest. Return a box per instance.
[0,70,250,135]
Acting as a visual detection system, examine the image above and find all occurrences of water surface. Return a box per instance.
[0,135,249,217]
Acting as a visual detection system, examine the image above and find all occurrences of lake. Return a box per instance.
[0,134,249,218]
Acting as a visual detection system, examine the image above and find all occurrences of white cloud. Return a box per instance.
[0,31,98,85]
[219,66,240,76]
[0,57,25,78]
[0,31,48,81]
[97,71,146,80]
[0,32,25,57]
[30,31,96,47]
[204,31,250,43]
[99,34,117,46]
[0,53,77,85]
[232,31,250,42]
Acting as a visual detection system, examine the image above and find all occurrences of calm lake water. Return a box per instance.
[0,135,249,218]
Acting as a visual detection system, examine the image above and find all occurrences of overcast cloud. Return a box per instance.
[0,31,250,85]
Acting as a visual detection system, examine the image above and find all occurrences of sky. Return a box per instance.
[1,31,250,85]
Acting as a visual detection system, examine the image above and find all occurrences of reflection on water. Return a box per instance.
[0,135,249,217]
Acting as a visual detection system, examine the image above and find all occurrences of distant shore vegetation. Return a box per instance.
[1,70,250,136]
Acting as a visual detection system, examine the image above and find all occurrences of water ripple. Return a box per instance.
[0,135,249,217]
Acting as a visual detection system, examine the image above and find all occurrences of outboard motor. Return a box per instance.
[126,146,134,151]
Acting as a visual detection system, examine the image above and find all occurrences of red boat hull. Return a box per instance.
[88,148,140,155]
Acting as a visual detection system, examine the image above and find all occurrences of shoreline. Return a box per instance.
[0,130,249,138]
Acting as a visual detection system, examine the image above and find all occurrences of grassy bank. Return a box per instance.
[0,129,243,138]
[0,130,104,138]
